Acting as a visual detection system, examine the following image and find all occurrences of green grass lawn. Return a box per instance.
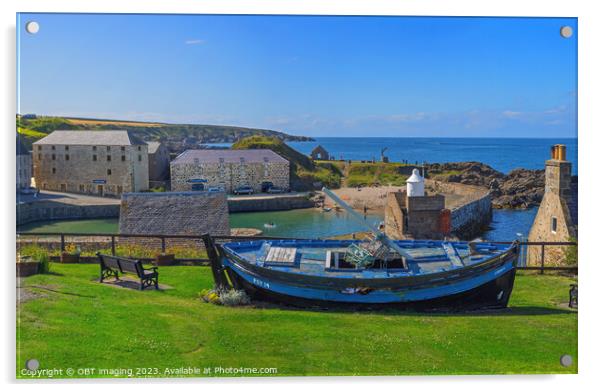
[17,264,577,378]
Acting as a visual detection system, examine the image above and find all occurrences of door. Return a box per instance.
[60,183,66,192]
[97,185,104,196]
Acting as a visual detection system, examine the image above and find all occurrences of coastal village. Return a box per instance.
[17,120,577,268]
[13,13,580,379]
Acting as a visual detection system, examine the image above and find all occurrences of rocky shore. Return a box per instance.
[426,162,576,209]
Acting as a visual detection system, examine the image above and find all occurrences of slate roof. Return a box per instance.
[33,130,146,146]
[172,149,288,165]
[146,141,162,154]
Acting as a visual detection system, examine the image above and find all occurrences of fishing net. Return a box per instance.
[345,237,389,268]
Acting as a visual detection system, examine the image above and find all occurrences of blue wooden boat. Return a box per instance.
[205,237,518,310]
[203,188,518,310]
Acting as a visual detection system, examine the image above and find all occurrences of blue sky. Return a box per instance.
[17,14,577,138]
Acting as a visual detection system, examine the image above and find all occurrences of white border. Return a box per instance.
[3,1,600,391]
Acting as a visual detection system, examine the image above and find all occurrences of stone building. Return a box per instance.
[170,149,289,193]
[147,141,170,186]
[119,192,230,236]
[33,130,149,197]
[118,191,230,249]
[310,145,330,161]
[16,137,32,190]
[527,144,578,266]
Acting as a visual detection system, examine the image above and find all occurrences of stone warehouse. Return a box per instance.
[33,130,149,197]
[170,149,289,193]
[147,141,170,186]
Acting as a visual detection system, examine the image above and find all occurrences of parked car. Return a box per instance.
[19,187,37,195]
[261,181,274,193]
[266,186,286,194]
[207,186,224,193]
[233,185,254,195]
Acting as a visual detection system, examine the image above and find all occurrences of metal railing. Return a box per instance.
[16,232,577,274]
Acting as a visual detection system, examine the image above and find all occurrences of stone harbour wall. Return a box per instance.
[228,194,314,212]
[450,192,492,240]
[17,201,119,226]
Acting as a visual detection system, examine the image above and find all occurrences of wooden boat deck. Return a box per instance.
[223,240,510,279]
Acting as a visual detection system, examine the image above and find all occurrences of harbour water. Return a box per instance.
[17,207,536,242]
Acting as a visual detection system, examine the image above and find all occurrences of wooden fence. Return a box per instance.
[16,232,577,274]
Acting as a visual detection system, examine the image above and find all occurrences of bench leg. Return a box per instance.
[100,268,119,283]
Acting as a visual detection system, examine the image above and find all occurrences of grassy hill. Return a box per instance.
[232,136,342,190]
[345,162,410,187]
[15,115,312,150]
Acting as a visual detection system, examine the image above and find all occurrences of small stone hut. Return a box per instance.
[310,145,330,161]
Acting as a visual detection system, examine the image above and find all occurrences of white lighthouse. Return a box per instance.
[406,168,425,197]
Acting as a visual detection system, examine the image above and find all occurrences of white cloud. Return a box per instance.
[502,110,522,118]
[185,39,206,45]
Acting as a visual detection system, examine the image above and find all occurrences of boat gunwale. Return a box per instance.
[220,241,518,291]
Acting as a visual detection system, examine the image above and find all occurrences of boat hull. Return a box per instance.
[229,267,516,311]
[218,242,518,310]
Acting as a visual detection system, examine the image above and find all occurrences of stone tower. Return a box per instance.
[527,144,577,266]
[384,170,450,240]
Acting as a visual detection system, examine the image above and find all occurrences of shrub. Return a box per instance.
[218,289,251,307]
[18,244,51,274]
[564,237,578,266]
[200,288,251,307]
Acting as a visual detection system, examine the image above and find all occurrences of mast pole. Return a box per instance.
[321,187,410,266]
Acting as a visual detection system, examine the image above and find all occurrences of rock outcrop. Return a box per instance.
[426,162,552,209]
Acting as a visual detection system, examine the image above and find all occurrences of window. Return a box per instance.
[52,168,56,174]
[107,146,111,151]
[65,146,69,151]
[121,146,125,151]
[93,155,97,161]
[37,146,41,151]
[93,146,97,151]
[551,217,558,233]
[121,155,126,161]
[79,184,85,192]
[107,155,111,161]
[138,146,141,151]
[65,154,70,161]
[37,154,41,160]
[51,146,55,150]
[138,155,142,161]
[52,154,56,160]
[107,169,112,176]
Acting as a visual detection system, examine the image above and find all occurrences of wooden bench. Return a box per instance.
[97,253,159,290]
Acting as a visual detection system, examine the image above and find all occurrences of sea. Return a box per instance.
[18,138,577,242]
[288,137,578,174]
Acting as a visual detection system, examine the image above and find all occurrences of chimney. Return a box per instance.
[545,144,572,201]
[551,144,567,161]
